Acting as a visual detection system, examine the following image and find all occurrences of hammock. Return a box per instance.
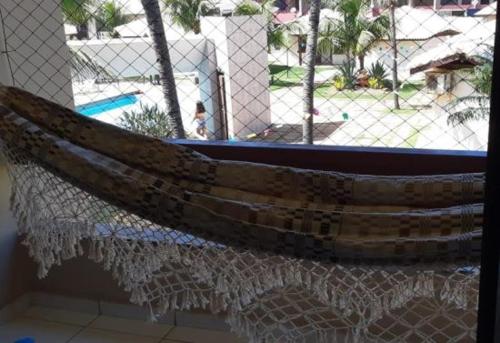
[0,86,482,342]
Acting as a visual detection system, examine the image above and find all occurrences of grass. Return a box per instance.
[269,65,335,91]
[313,81,424,101]
[269,64,425,102]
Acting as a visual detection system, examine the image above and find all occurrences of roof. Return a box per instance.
[475,1,496,16]
[291,6,468,40]
[385,6,461,40]
[408,19,495,74]
[273,11,298,24]
[114,18,198,39]
[288,9,344,34]
[113,0,144,15]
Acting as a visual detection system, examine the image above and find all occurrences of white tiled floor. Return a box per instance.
[0,306,247,343]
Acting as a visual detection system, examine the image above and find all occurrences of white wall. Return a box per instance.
[364,37,449,80]
[269,35,347,67]
[0,0,74,107]
[0,163,35,308]
[69,38,210,78]
[432,70,488,150]
[202,16,272,139]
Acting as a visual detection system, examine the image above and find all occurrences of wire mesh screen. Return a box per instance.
[0,0,495,150]
[0,1,490,341]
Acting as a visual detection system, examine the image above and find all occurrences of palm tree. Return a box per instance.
[141,0,185,138]
[234,0,293,51]
[447,49,493,126]
[69,49,113,82]
[302,0,321,144]
[61,0,94,40]
[316,0,389,70]
[96,1,130,34]
[162,0,217,34]
[387,0,400,109]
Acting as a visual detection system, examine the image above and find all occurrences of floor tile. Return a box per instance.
[31,292,99,315]
[0,318,81,343]
[23,306,97,326]
[90,315,172,338]
[165,326,247,343]
[175,310,230,331]
[69,328,160,343]
[99,301,174,324]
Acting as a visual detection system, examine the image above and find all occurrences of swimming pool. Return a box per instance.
[76,93,139,116]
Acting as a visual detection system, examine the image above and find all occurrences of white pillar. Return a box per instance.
[0,0,74,107]
[0,12,13,86]
[201,16,272,140]
[433,0,440,11]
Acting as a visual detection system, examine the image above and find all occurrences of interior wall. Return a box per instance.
[0,164,35,308]
[0,0,74,107]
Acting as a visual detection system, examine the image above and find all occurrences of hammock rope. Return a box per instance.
[0,86,481,342]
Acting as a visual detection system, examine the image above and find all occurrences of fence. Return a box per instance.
[0,0,495,149]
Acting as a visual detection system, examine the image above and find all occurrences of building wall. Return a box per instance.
[0,164,35,309]
[0,0,74,107]
[364,37,450,80]
[269,35,347,67]
[431,70,488,150]
[0,0,71,309]
[202,16,272,139]
[68,38,210,78]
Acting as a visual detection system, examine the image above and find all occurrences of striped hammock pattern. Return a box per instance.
[0,86,482,342]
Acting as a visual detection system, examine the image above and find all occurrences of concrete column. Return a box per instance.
[198,39,222,140]
[0,0,74,107]
[0,12,13,86]
[201,16,271,140]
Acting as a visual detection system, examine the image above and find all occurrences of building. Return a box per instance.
[408,19,495,149]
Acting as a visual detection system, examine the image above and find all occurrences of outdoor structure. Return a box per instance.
[202,16,272,139]
[66,14,271,140]
[271,9,348,66]
[408,19,495,149]
[364,6,479,79]
[475,1,497,20]
[408,0,493,14]
[69,36,222,138]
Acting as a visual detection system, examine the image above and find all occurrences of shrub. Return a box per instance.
[368,76,383,89]
[120,103,173,139]
[368,61,388,82]
[333,76,346,91]
[338,62,356,89]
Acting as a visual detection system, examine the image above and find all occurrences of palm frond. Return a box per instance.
[446,95,490,126]
[96,1,130,32]
[61,0,94,26]
[70,49,113,82]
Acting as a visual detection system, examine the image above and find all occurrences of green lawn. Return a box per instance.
[269,65,335,91]
[313,82,424,101]
[269,64,425,102]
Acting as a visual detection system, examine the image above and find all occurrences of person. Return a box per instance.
[193,101,207,138]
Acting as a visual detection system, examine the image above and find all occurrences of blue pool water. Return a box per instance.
[76,94,139,116]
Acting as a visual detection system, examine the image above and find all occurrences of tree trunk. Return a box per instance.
[389,3,400,110]
[76,23,89,40]
[302,0,321,145]
[358,54,365,70]
[141,0,185,138]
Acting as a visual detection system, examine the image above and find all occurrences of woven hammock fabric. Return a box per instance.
[0,86,482,342]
